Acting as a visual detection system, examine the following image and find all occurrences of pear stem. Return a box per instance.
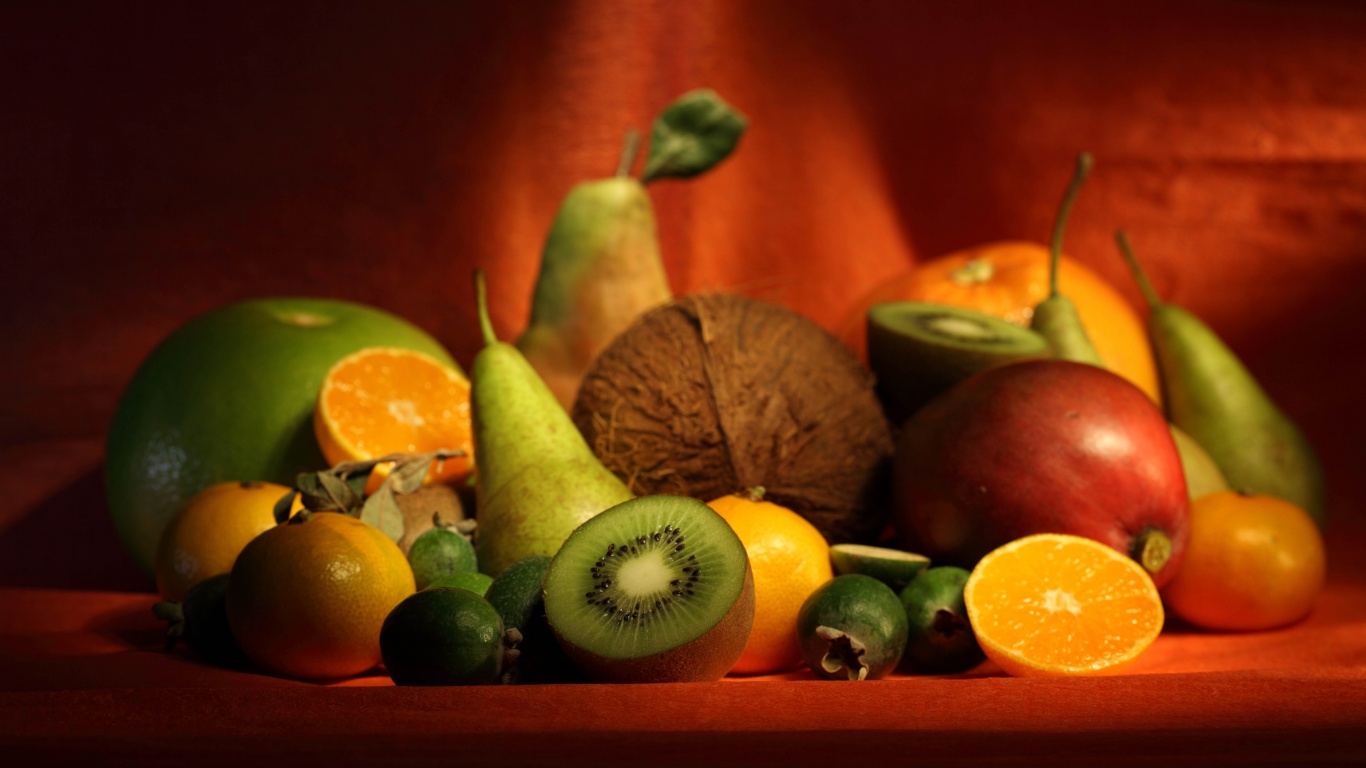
[474,269,498,345]
[1114,229,1164,310]
[616,129,642,178]
[1049,152,1094,298]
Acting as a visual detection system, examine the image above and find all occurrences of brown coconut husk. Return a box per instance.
[571,293,894,543]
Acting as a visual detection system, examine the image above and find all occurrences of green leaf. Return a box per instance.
[642,89,747,183]
[273,490,300,524]
[360,484,406,544]
[316,471,362,514]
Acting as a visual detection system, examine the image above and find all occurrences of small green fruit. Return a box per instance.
[380,588,518,686]
[407,526,477,590]
[899,566,985,674]
[797,574,908,681]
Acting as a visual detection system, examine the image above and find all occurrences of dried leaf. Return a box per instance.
[360,483,406,543]
[273,490,300,524]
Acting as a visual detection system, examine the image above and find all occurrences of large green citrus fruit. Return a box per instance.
[106,298,455,575]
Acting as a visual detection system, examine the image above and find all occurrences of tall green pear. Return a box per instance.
[516,89,747,409]
[1115,231,1326,525]
[1030,152,1105,366]
[472,271,634,576]
[515,162,671,409]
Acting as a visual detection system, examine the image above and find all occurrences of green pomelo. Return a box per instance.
[106,298,455,574]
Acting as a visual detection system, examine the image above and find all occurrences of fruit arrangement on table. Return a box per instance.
[117,90,1328,687]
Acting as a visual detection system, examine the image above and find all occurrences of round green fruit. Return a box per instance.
[797,573,908,681]
[106,298,455,574]
[899,566,985,674]
[380,587,517,686]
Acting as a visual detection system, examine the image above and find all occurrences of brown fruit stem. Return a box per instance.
[474,269,497,346]
[1131,527,1172,576]
[1048,152,1094,298]
[1114,230,1164,311]
[616,129,642,179]
[740,486,767,503]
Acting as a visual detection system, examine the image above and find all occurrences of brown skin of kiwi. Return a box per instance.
[548,563,755,684]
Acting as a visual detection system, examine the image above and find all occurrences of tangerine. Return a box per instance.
[964,533,1164,677]
[314,347,474,494]
[1161,491,1325,631]
[154,480,300,602]
[708,488,834,675]
[227,511,416,680]
[838,242,1160,404]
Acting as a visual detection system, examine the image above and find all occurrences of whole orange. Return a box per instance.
[708,488,833,675]
[1161,491,1325,631]
[227,511,416,680]
[154,480,300,602]
[837,241,1160,404]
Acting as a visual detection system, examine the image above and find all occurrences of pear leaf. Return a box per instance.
[642,89,747,183]
[359,482,406,543]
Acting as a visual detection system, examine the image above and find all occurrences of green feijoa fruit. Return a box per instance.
[797,573,908,681]
[828,543,930,591]
[542,495,755,684]
[380,588,519,686]
[407,526,477,590]
[484,556,583,684]
[426,571,494,597]
[153,573,251,669]
[899,566,985,674]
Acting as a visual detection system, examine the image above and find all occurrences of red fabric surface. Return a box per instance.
[4,1,1366,764]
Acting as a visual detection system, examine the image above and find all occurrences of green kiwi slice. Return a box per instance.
[543,495,755,683]
[867,301,1049,427]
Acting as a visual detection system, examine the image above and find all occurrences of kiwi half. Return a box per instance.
[543,495,755,683]
[867,301,1049,427]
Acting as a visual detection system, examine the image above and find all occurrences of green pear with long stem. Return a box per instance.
[1115,230,1325,525]
[472,271,634,576]
[1030,153,1105,365]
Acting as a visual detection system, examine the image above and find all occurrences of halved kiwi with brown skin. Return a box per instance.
[868,301,1049,427]
[543,495,755,683]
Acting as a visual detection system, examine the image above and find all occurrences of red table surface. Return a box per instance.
[5,1,1366,765]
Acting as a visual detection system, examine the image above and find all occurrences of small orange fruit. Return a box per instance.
[314,347,474,493]
[838,242,1160,404]
[1161,491,1325,631]
[227,511,416,680]
[154,480,301,602]
[708,488,834,675]
[964,533,1164,677]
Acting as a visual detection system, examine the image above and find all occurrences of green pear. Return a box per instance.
[1169,424,1229,501]
[472,271,634,576]
[1030,153,1105,366]
[516,169,671,410]
[1115,231,1326,526]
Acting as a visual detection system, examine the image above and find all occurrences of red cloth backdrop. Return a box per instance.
[2,2,1366,763]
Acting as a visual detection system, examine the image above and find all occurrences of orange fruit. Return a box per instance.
[838,241,1160,404]
[1161,491,1325,631]
[708,488,834,675]
[226,511,416,680]
[963,533,1164,677]
[314,347,474,494]
[106,298,456,575]
[154,480,301,602]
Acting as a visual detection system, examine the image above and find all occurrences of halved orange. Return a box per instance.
[314,347,474,493]
[963,533,1164,677]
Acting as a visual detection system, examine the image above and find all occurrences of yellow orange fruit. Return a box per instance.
[314,347,474,493]
[226,511,416,680]
[708,489,834,675]
[964,533,1164,677]
[1161,491,1325,631]
[838,241,1160,404]
[154,480,300,602]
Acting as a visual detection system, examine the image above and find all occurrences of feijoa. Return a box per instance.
[153,572,251,669]
[484,555,583,684]
[828,543,930,591]
[797,574,908,681]
[899,566,985,674]
[407,525,477,590]
[380,587,519,686]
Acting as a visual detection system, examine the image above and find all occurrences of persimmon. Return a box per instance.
[838,241,1160,404]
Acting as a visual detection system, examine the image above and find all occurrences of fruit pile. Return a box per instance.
[121,90,1327,686]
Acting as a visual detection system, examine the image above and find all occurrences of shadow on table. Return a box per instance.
[0,465,154,593]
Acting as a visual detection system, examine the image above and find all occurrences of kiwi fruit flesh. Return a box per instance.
[543,495,755,683]
[867,301,1049,427]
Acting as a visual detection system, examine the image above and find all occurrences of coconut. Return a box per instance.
[571,294,894,543]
